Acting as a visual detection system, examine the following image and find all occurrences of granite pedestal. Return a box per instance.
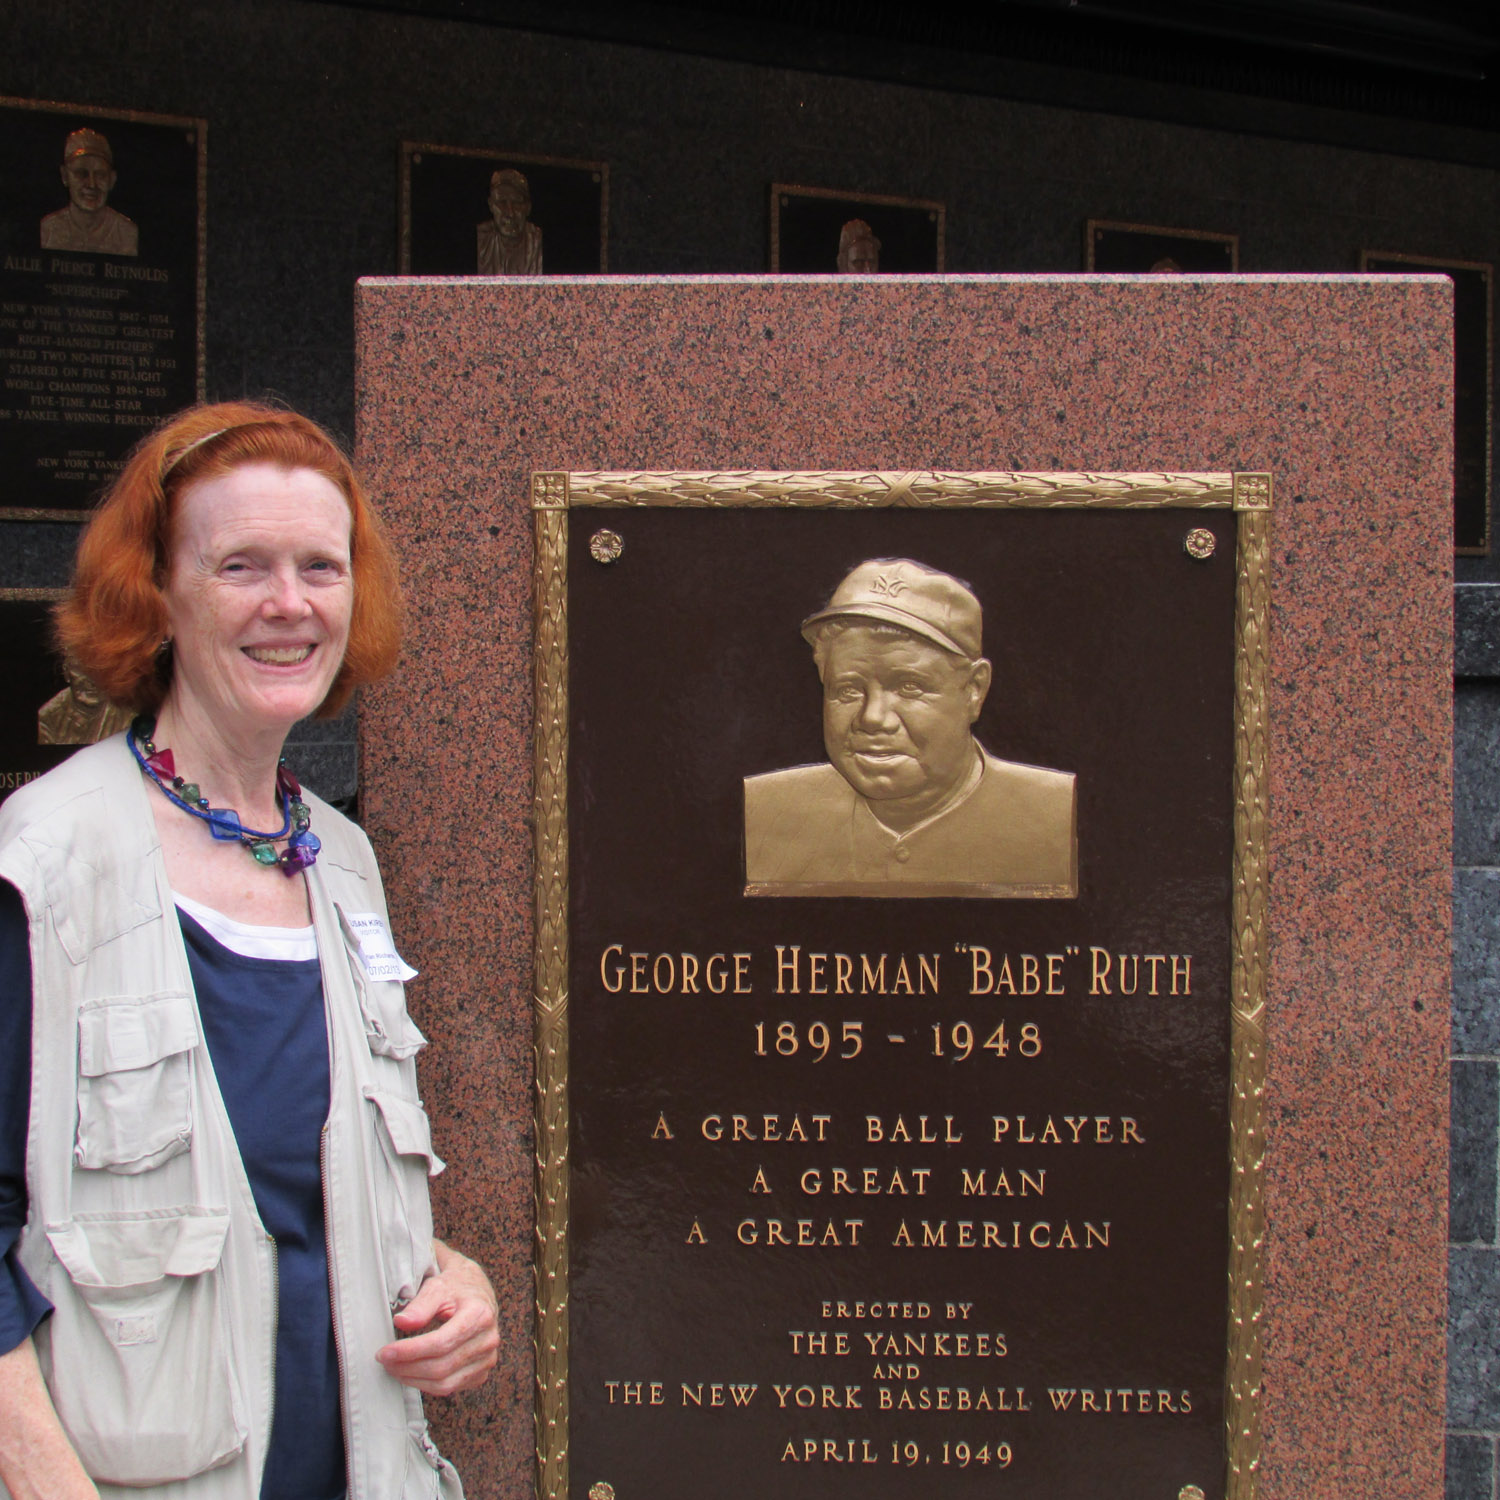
[355,274,1451,1499]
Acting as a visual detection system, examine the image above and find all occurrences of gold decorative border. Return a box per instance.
[399,141,610,275]
[1227,478,1271,1499]
[0,586,65,602]
[1085,217,1240,272]
[532,469,1270,1500]
[563,470,1235,509]
[770,182,946,273]
[532,474,570,1500]
[0,94,208,523]
[1360,248,1492,556]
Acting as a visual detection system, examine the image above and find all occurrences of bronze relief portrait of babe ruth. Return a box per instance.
[744,559,1077,898]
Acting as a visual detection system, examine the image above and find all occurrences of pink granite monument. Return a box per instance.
[355,274,1451,1499]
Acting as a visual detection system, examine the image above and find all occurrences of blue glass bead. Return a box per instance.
[206,808,244,841]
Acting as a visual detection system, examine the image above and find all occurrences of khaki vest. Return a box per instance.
[0,738,462,1499]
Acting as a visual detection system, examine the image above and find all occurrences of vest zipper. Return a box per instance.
[265,1229,279,1460]
[322,1121,354,1493]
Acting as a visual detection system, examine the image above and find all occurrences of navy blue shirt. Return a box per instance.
[0,883,346,1500]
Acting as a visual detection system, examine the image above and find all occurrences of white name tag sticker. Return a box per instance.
[341,910,419,983]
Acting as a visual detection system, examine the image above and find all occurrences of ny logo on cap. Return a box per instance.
[870,571,908,599]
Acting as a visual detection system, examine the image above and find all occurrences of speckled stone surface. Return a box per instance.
[354,274,1452,1499]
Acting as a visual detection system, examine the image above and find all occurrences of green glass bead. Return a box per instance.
[249,842,279,866]
[178,783,200,805]
[291,800,309,823]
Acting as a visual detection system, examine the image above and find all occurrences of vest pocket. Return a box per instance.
[43,1208,247,1484]
[75,991,198,1173]
[352,966,429,1061]
[365,1087,443,1308]
[336,905,428,1060]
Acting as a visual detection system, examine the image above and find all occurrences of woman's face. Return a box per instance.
[161,462,353,739]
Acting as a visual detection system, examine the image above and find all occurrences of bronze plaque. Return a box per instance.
[0,97,206,519]
[0,593,73,802]
[535,472,1269,1500]
[771,185,945,273]
[400,142,608,275]
[1086,220,1238,275]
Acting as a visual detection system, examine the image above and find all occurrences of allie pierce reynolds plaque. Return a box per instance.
[0,97,205,519]
[533,471,1270,1500]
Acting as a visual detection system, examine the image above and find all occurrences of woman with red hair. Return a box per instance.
[0,402,496,1498]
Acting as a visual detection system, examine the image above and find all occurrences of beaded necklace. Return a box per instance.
[129,715,321,875]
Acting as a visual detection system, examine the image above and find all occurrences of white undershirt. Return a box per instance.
[173,891,318,962]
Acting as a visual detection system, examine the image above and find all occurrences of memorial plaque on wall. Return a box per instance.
[0,97,205,520]
[771,185,945,273]
[1086,220,1238,275]
[3,592,70,800]
[532,470,1270,1500]
[400,142,608,274]
[1361,250,1491,555]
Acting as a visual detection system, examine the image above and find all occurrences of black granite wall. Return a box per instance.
[4,1,1498,1491]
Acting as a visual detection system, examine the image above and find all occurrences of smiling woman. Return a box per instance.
[0,403,497,1500]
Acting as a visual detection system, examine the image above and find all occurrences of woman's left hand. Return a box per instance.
[377,1239,500,1396]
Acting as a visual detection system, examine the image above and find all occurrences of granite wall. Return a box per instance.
[1451,586,1500,1497]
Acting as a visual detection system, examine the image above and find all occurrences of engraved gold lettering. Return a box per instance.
[601,944,624,991]
[777,945,800,994]
[789,1330,850,1355]
[736,1218,863,1246]
[970,945,993,994]
[1047,1385,1188,1413]
[834,953,853,993]
[751,1167,771,1194]
[960,1168,1045,1196]
[686,1220,706,1243]
[992,1114,1144,1145]
[1090,946,1111,995]
[652,1112,674,1139]
[704,1113,831,1143]
[682,1382,758,1406]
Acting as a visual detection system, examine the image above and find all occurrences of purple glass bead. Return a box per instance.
[279,828,321,874]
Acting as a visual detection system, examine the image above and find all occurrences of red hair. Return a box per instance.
[55,400,403,717]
